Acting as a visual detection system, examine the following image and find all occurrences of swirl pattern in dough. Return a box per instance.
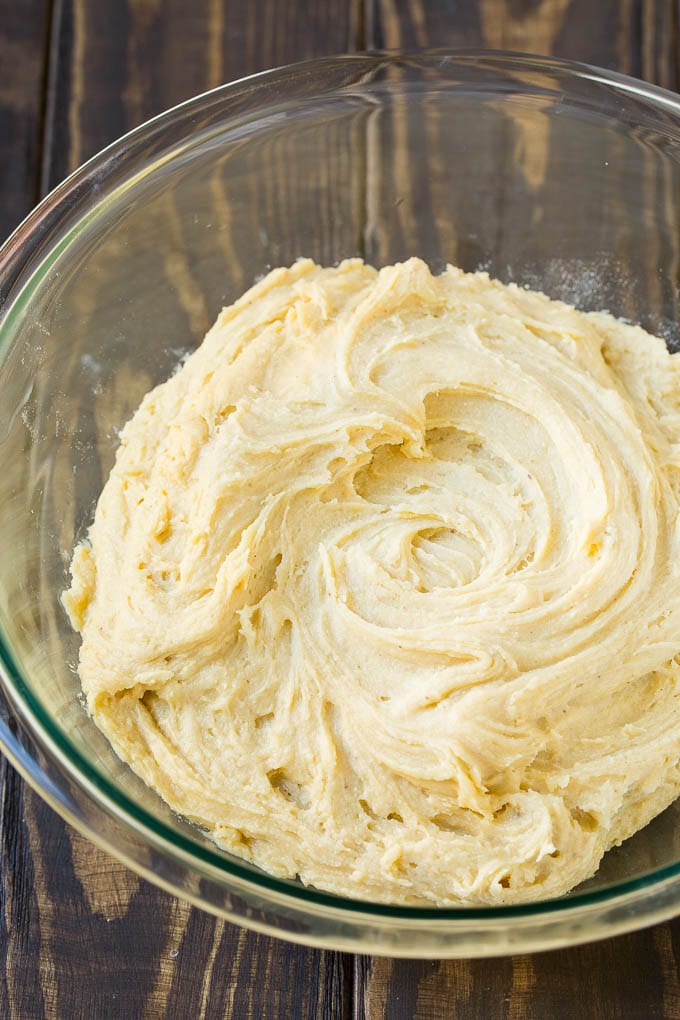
[64,258,680,904]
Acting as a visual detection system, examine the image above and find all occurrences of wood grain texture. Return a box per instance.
[355,2,680,1018]
[4,785,350,1019]
[3,2,680,1018]
[356,924,680,1020]
[2,2,357,1018]
[43,0,357,190]
[0,0,51,241]
[0,5,54,1019]
[368,0,679,91]
[11,788,349,1019]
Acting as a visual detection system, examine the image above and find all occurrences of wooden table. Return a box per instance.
[2,1,680,1016]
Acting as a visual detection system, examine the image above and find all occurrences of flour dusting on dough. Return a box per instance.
[64,258,680,905]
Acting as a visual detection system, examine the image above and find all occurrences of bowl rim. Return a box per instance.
[2,47,680,928]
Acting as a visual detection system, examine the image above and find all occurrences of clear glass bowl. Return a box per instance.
[1,51,680,958]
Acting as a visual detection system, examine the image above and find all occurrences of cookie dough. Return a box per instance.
[64,258,680,905]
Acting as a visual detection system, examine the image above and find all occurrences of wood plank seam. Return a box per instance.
[38,0,63,199]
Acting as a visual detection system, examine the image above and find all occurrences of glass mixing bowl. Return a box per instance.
[1,51,680,958]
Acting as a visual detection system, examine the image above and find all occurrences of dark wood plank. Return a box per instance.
[5,2,680,1018]
[2,1,359,1018]
[15,786,349,1019]
[356,923,680,1020]
[368,0,678,93]
[43,0,358,191]
[357,1,680,1018]
[0,5,55,1020]
[0,0,51,240]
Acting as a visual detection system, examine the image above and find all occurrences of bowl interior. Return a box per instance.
[2,53,680,911]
